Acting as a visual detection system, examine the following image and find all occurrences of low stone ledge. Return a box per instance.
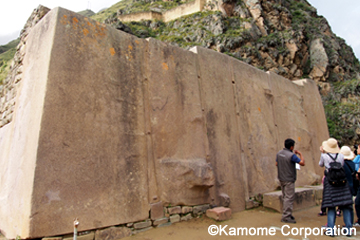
[263,187,321,213]
[304,185,323,205]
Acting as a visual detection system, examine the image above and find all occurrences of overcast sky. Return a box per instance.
[0,0,359,60]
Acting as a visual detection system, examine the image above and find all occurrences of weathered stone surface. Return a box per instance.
[191,47,248,213]
[0,6,329,239]
[181,206,193,214]
[153,217,169,226]
[206,207,232,221]
[309,39,329,81]
[150,202,164,220]
[192,204,210,216]
[219,193,230,207]
[43,237,63,240]
[305,185,323,205]
[168,206,181,215]
[134,220,152,229]
[263,187,316,213]
[94,227,131,240]
[169,214,180,223]
[147,38,212,206]
[157,158,215,206]
[245,199,259,209]
[181,213,193,221]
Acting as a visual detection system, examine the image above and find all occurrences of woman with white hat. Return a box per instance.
[340,146,356,226]
[319,138,353,237]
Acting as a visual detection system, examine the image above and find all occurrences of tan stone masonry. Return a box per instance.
[0,7,329,239]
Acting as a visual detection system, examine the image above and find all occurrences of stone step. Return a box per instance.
[263,185,323,213]
[206,207,232,221]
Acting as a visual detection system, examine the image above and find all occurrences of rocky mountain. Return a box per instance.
[93,0,360,146]
[1,0,359,146]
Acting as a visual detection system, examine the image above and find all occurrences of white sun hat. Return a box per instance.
[322,138,340,154]
[340,146,355,160]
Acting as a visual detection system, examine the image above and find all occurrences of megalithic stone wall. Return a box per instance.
[0,7,329,239]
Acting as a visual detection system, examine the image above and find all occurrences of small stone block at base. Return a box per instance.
[206,207,232,221]
[153,217,169,226]
[170,214,180,223]
[134,220,152,229]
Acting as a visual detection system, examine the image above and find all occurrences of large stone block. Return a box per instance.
[263,187,316,212]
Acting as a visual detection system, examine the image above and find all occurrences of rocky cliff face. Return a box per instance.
[98,0,360,145]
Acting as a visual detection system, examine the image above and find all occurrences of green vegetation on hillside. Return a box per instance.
[0,39,19,84]
[0,39,19,55]
[324,79,360,143]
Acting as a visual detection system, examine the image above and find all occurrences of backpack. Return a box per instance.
[326,153,347,187]
[345,161,359,196]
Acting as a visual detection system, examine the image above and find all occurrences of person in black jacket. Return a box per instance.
[319,138,353,237]
[340,146,356,225]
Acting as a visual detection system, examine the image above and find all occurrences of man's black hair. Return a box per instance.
[284,138,295,150]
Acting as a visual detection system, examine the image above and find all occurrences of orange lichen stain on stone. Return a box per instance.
[83,29,90,36]
[135,40,140,45]
[162,63,169,70]
[298,137,301,142]
[72,17,79,23]
[128,45,133,51]
[258,107,261,112]
[60,15,69,25]
[110,48,116,56]
[87,21,93,27]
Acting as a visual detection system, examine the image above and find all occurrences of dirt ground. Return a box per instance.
[123,206,359,240]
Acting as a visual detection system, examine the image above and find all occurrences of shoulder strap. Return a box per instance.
[327,153,338,161]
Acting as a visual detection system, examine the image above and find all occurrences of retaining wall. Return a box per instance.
[118,0,208,23]
[0,7,329,239]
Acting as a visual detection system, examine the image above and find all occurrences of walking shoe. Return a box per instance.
[290,215,295,220]
[318,211,327,216]
[281,218,296,224]
[354,222,360,227]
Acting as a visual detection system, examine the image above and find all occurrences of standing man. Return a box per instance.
[276,138,305,223]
